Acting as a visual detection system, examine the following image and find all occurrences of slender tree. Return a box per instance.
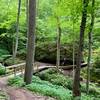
[72,0,76,79]
[24,0,36,84]
[73,0,89,97]
[26,0,29,48]
[56,0,62,72]
[56,16,61,72]
[86,0,95,94]
[13,0,21,64]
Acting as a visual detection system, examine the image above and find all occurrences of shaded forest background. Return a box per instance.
[0,0,100,83]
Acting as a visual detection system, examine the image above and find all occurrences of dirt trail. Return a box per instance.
[0,77,55,100]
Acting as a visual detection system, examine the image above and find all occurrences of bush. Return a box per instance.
[81,50,100,84]
[8,76,25,87]
[81,83,100,97]
[37,69,73,89]
[0,48,9,57]
[90,54,100,83]
[0,64,5,75]
[0,48,9,62]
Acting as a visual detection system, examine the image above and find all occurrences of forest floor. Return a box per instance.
[0,77,55,100]
[0,62,80,100]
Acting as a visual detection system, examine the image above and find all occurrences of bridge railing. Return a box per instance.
[5,63,25,76]
[5,62,88,76]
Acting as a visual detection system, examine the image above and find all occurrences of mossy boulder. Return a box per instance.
[35,42,82,65]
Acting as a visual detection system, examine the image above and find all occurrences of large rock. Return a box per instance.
[35,43,81,65]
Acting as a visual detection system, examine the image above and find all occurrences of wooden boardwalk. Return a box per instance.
[5,62,87,75]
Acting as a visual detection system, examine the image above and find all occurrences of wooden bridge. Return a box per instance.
[5,62,87,76]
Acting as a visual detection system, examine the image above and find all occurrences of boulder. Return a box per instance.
[35,43,83,65]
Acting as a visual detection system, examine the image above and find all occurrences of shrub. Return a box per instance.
[37,69,73,89]
[81,83,100,96]
[0,64,6,75]
[90,54,100,83]
[0,49,9,57]
[0,48,10,63]
[81,51,100,84]
[8,76,25,87]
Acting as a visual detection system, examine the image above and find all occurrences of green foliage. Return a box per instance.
[0,64,5,75]
[37,69,73,89]
[90,54,100,83]
[0,90,8,100]
[8,76,72,100]
[37,69,100,96]
[8,75,100,100]
[81,50,100,84]
[5,57,24,66]
[0,48,9,62]
[81,83,100,97]
[0,0,100,68]
[0,49,9,57]
[27,77,72,100]
[8,76,25,87]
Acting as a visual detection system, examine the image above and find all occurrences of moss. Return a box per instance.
[35,43,79,65]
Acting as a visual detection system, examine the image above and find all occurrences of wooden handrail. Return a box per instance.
[6,63,25,69]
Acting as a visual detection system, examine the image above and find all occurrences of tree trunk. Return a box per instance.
[86,0,95,94]
[73,0,89,97]
[13,0,21,64]
[24,0,36,84]
[72,43,75,78]
[56,16,61,72]
[26,0,29,48]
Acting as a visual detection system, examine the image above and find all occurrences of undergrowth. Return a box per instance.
[36,69,100,96]
[0,90,8,100]
[8,74,100,100]
[0,64,6,75]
